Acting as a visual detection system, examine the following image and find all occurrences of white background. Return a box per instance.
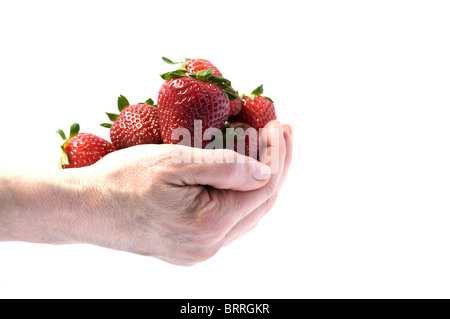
[0,0,449,298]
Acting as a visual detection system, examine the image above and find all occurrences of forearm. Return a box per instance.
[0,162,156,254]
[0,165,87,244]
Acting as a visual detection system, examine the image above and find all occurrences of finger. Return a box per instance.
[168,146,271,192]
[279,124,294,188]
[223,124,294,246]
[233,120,287,211]
[211,121,287,228]
[222,194,278,246]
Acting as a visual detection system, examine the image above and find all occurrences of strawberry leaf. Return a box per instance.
[208,75,232,87]
[243,85,273,102]
[100,123,112,128]
[57,123,79,152]
[162,56,189,72]
[189,69,215,78]
[161,68,238,101]
[56,129,67,141]
[187,69,237,100]
[145,98,155,106]
[117,95,130,112]
[69,123,80,140]
[160,70,188,80]
[264,96,274,104]
[218,84,238,101]
[106,112,119,122]
[137,98,157,107]
[251,85,264,95]
[162,57,182,65]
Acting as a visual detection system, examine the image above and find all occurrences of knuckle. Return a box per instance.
[223,148,238,163]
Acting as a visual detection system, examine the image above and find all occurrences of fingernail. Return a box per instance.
[251,162,271,181]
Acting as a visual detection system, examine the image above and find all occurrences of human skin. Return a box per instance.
[0,121,293,266]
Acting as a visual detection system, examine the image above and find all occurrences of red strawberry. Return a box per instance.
[163,57,240,116]
[101,95,162,150]
[186,60,242,118]
[158,69,237,148]
[162,57,223,77]
[182,58,243,116]
[230,85,276,130]
[229,96,243,117]
[223,122,259,159]
[185,59,223,77]
[57,123,115,169]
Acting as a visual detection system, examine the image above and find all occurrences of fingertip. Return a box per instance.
[283,124,293,155]
[283,124,293,138]
[265,120,282,129]
[250,161,271,182]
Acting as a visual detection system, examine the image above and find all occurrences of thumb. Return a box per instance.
[172,147,271,191]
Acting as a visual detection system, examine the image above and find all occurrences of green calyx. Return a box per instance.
[162,56,210,70]
[161,56,237,101]
[160,68,238,101]
[162,56,189,72]
[100,95,129,128]
[100,95,156,129]
[138,98,156,106]
[57,123,80,151]
[117,95,130,112]
[241,85,274,104]
[162,57,180,65]
[56,122,80,169]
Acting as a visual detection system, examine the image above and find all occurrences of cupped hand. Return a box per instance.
[63,120,293,265]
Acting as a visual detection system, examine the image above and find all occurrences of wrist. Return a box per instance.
[0,167,13,241]
[0,165,89,244]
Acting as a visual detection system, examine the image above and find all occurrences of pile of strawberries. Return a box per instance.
[57,57,277,169]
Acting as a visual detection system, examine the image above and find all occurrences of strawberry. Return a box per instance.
[230,85,276,130]
[229,96,243,117]
[57,123,115,169]
[222,122,259,159]
[101,95,162,150]
[185,59,223,77]
[162,57,223,77]
[163,57,242,116]
[158,69,237,148]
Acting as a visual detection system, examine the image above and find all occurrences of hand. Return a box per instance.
[1,120,293,266]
